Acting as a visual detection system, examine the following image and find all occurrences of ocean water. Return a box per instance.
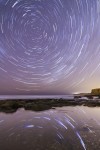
[0,95,74,100]
[0,106,100,150]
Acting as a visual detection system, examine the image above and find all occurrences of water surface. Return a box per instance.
[0,106,100,150]
[0,95,74,100]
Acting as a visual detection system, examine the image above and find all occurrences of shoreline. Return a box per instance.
[0,98,100,113]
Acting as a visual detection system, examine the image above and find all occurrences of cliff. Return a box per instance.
[91,88,100,95]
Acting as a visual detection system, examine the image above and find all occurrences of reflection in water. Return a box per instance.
[0,106,100,150]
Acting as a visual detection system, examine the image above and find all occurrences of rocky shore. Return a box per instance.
[0,98,100,113]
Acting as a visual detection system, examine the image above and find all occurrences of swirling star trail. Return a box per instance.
[0,0,100,94]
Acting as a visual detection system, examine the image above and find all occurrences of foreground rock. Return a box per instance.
[0,99,100,113]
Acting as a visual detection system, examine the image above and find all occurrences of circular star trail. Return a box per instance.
[0,0,100,94]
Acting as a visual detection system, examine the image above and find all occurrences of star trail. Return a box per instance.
[0,0,100,94]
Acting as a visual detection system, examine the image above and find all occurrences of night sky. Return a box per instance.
[0,0,100,95]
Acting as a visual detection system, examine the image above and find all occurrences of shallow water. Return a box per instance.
[0,106,100,150]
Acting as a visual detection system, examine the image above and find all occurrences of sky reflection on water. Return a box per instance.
[0,106,100,150]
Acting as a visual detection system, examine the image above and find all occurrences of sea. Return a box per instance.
[0,106,100,150]
[0,95,74,100]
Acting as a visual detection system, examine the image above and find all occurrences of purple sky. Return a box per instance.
[0,0,100,95]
